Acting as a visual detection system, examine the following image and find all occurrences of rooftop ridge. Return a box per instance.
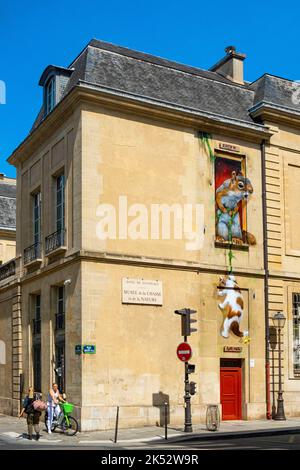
[87,39,249,88]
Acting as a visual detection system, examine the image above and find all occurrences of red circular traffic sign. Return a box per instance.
[177,342,192,362]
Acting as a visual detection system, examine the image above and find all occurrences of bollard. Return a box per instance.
[206,404,220,431]
[164,402,168,440]
[114,406,119,443]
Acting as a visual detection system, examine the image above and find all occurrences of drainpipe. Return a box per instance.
[261,139,271,419]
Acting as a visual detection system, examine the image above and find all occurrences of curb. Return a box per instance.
[161,426,300,444]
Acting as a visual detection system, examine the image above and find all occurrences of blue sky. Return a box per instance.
[1,0,300,178]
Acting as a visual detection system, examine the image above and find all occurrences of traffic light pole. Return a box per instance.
[175,309,197,433]
[183,333,192,432]
[184,361,193,432]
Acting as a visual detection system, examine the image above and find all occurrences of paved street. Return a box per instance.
[1,432,300,450]
[141,433,300,450]
[1,413,300,450]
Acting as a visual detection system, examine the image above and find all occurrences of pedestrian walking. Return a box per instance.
[19,386,41,440]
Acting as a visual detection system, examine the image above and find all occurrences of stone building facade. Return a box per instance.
[0,174,16,414]
[0,174,16,265]
[0,41,300,430]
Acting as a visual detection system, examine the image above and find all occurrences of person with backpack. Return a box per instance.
[19,386,42,440]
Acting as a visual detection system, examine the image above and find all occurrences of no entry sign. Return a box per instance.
[177,342,192,362]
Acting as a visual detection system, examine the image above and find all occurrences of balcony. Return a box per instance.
[32,318,41,335]
[24,242,42,267]
[55,312,65,331]
[0,259,16,281]
[45,229,66,257]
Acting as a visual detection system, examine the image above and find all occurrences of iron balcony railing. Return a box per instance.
[0,259,16,281]
[32,318,41,335]
[24,242,41,265]
[45,229,65,255]
[55,312,65,331]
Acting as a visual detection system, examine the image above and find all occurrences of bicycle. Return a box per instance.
[45,402,79,436]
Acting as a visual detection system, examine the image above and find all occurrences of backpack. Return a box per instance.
[33,400,47,411]
[24,399,34,415]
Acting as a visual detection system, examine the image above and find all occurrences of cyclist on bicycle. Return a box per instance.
[46,383,65,434]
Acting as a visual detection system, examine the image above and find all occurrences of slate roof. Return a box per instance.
[250,74,300,114]
[0,180,16,231]
[31,40,300,133]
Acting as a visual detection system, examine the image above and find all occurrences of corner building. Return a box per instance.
[0,41,299,430]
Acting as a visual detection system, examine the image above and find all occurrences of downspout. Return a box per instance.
[261,139,271,419]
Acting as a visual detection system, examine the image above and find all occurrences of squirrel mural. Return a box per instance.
[218,275,249,339]
[216,170,256,245]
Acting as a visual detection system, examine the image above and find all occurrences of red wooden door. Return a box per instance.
[220,367,242,420]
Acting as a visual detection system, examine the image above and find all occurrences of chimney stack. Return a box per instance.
[210,46,246,84]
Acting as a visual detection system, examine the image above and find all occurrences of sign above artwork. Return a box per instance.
[219,143,240,153]
[122,278,163,305]
[223,346,243,353]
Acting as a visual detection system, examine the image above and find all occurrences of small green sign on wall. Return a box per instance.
[83,345,96,354]
[75,345,82,355]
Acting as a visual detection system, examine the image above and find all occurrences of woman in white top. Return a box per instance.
[47,383,64,433]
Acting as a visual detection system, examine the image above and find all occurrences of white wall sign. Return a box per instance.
[250,359,255,368]
[122,278,163,306]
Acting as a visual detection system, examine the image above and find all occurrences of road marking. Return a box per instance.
[39,438,62,443]
[78,433,183,444]
[117,434,183,443]
[79,440,114,444]
[1,432,61,443]
[191,442,233,447]
[2,432,23,439]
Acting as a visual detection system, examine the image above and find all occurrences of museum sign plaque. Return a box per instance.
[122,278,163,305]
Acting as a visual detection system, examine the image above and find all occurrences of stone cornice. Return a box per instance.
[0,228,16,237]
[249,101,300,128]
[8,83,272,167]
[17,249,266,285]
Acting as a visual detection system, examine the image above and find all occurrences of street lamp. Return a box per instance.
[272,311,286,420]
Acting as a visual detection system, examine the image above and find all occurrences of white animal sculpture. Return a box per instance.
[218,275,248,339]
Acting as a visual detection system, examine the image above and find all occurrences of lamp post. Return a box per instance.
[272,311,286,420]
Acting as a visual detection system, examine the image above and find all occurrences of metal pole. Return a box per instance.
[164,402,168,440]
[261,139,272,419]
[183,334,192,433]
[184,361,192,432]
[114,406,119,443]
[271,349,276,419]
[274,328,286,420]
[61,353,65,393]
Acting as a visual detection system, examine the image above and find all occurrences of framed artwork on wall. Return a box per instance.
[215,154,256,246]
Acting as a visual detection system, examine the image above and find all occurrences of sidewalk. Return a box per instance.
[1,413,300,447]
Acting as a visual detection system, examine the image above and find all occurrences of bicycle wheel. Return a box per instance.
[62,416,78,436]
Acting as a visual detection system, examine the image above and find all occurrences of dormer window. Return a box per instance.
[39,65,73,118]
[45,77,55,114]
